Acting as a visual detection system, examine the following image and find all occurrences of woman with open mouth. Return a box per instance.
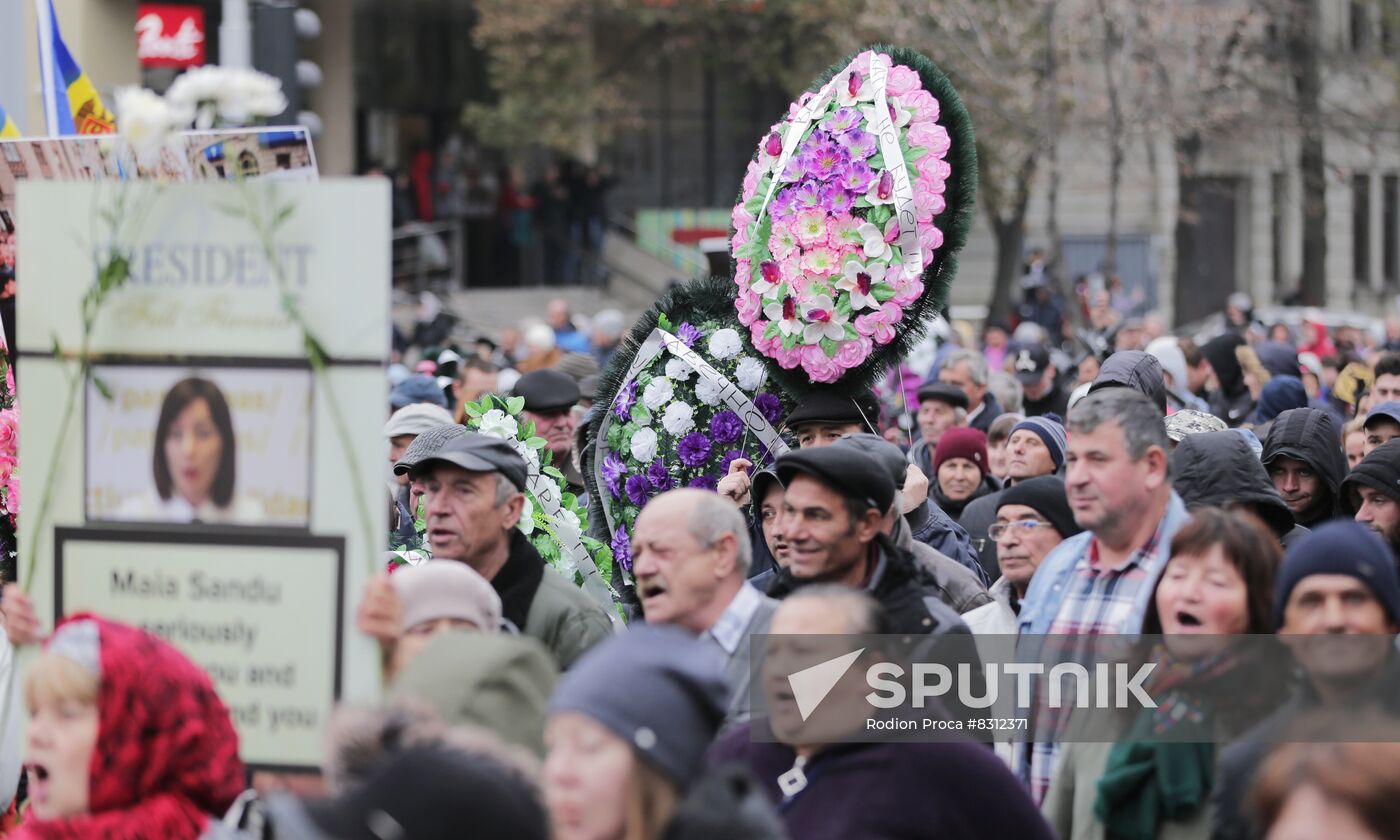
[1043,507,1287,840]
[15,614,244,838]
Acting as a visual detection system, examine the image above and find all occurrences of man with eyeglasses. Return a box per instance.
[964,476,1081,635]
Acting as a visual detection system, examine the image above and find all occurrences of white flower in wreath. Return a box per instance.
[553,509,584,552]
[835,260,886,312]
[801,295,850,345]
[695,377,724,407]
[662,401,696,435]
[735,356,768,391]
[477,409,520,440]
[708,328,743,360]
[518,494,536,535]
[665,357,695,382]
[630,427,660,462]
[642,377,674,412]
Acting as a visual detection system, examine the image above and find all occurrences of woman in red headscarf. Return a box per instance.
[13,614,245,839]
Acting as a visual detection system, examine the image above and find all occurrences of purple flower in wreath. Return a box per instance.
[754,391,784,425]
[719,449,748,475]
[678,432,713,468]
[647,459,676,492]
[676,322,701,347]
[688,475,719,491]
[602,451,628,498]
[611,527,632,571]
[613,379,639,422]
[625,474,653,507]
[710,410,744,444]
[837,128,878,160]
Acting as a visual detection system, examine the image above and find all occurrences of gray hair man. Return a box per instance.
[357,429,612,670]
[1014,388,1190,802]
[632,489,778,726]
[940,349,1003,433]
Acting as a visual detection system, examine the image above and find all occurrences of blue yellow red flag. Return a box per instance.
[36,0,116,135]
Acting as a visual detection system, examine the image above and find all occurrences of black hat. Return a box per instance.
[393,423,467,475]
[1009,344,1051,387]
[832,432,908,490]
[1341,438,1400,514]
[396,431,528,491]
[512,369,581,413]
[776,446,896,514]
[997,476,1081,540]
[915,381,969,410]
[782,388,880,433]
[751,468,784,506]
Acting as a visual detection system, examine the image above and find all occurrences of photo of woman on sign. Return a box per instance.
[119,377,264,524]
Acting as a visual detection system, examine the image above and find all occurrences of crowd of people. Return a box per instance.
[3,288,1400,839]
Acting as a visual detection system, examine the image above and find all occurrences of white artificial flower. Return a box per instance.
[662,402,696,435]
[476,409,519,440]
[665,357,695,382]
[708,328,743,360]
[517,495,535,535]
[695,377,724,407]
[560,509,583,533]
[642,377,674,412]
[114,87,180,158]
[735,356,768,391]
[630,427,659,462]
[164,66,286,128]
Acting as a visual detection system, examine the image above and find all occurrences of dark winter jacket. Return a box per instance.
[893,518,992,614]
[1212,653,1400,840]
[1088,351,1168,413]
[765,534,971,637]
[708,730,1056,840]
[1248,375,1308,426]
[1169,431,1298,545]
[968,392,1004,434]
[904,498,987,583]
[1260,407,1348,527]
[958,489,1004,583]
[661,765,788,840]
[1023,383,1070,419]
[1202,333,1254,426]
[932,474,1000,523]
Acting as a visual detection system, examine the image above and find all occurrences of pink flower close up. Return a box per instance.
[885,64,921,97]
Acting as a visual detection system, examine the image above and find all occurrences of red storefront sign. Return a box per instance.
[136,5,207,68]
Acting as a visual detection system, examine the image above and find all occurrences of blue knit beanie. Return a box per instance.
[1273,520,1400,630]
[1010,415,1067,470]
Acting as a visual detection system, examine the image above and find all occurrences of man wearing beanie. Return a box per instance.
[1212,521,1400,840]
[765,445,970,636]
[958,415,1067,580]
[1341,438,1400,561]
[965,477,1081,635]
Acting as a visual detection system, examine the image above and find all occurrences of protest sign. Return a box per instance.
[17,178,387,770]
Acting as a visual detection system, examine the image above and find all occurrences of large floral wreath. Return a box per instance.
[463,394,620,617]
[730,46,976,388]
[587,278,794,572]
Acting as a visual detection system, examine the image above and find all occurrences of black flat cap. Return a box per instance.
[831,432,908,489]
[393,423,467,475]
[782,388,880,432]
[395,431,528,491]
[776,446,896,514]
[513,369,581,413]
[915,381,969,410]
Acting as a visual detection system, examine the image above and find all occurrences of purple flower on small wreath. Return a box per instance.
[602,452,628,498]
[710,410,744,444]
[688,475,719,491]
[613,378,639,422]
[647,459,676,492]
[676,323,701,347]
[625,474,653,507]
[611,528,632,571]
[678,432,713,468]
[754,391,784,425]
[719,449,748,475]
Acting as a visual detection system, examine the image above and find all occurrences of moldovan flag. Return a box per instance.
[0,106,18,139]
[36,0,116,135]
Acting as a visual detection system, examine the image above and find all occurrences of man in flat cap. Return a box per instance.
[765,445,970,637]
[780,387,881,449]
[359,431,612,669]
[513,368,586,499]
[908,382,968,480]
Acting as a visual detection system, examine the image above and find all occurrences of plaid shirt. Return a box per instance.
[1022,516,1172,804]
